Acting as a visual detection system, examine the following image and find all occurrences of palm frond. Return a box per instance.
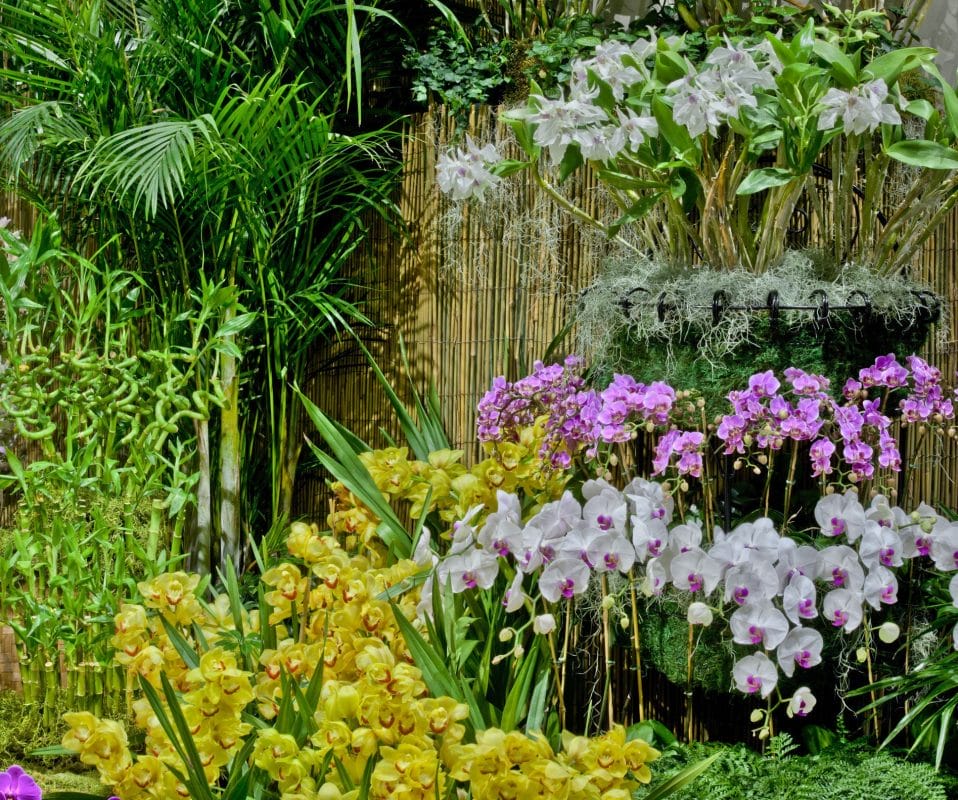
[0,102,90,175]
[75,115,219,217]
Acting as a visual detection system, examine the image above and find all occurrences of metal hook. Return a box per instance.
[767,290,781,325]
[811,289,829,325]
[657,291,670,323]
[712,290,728,326]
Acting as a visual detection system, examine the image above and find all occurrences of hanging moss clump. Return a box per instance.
[640,597,733,692]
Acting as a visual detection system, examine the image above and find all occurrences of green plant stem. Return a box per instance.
[601,573,613,730]
[629,571,645,723]
[685,622,694,742]
[782,442,800,532]
[546,627,566,729]
[863,617,881,740]
[561,597,573,726]
[763,450,775,518]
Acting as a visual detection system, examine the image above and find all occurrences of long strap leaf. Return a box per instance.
[643,752,719,800]
[297,385,411,557]
[391,602,486,731]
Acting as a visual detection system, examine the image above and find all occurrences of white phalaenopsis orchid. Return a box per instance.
[586,531,636,574]
[624,476,674,522]
[438,547,500,593]
[539,556,591,603]
[787,687,817,718]
[670,547,723,596]
[425,473,958,717]
[776,543,823,588]
[823,587,864,632]
[777,627,824,677]
[782,574,818,625]
[815,491,867,541]
[864,566,898,610]
[478,516,524,559]
[726,518,780,561]
[632,516,669,562]
[859,521,903,570]
[730,601,789,649]
[733,652,778,698]
[723,560,779,606]
[819,545,865,591]
[669,521,704,554]
[930,522,958,571]
[502,571,527,613]
[582,484,628,533]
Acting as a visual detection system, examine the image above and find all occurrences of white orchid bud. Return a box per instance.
[878,621,900,643]
[687,601,713,626]
[533,614,556,635]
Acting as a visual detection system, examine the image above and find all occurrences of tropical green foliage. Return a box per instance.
[645,738,958,800]
[0,0,415,572]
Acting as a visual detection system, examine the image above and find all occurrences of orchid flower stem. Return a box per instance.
[546,628,567,730]
[629,571,645,722]
[763,449,775,518]
[561,597,573,723]
[685,622,694,742]
[531,164,637,254]
[903,559,915,718]
[864,617,880,739]
[782,442,800,533]
[601,573,614,730]
[700,407,714,541]
[766,693,775,740]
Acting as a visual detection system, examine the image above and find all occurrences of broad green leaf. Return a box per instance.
[558,144,583,182]
[501,112,539,158]
[653,42,688,85]
[887,140,958,171]
[924,63,958,143]
[594,168,667,192]
[607,192,663,237]
[736,167,794,195]
[652,95,694,158]
[863,47,936,85]
[795,18,815,56]
[491,158,530,178]
[765,33,793,69]
[214,311,257,338]
[904,99,937,122]
[812,41,857,87]
[628,719,677,746]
